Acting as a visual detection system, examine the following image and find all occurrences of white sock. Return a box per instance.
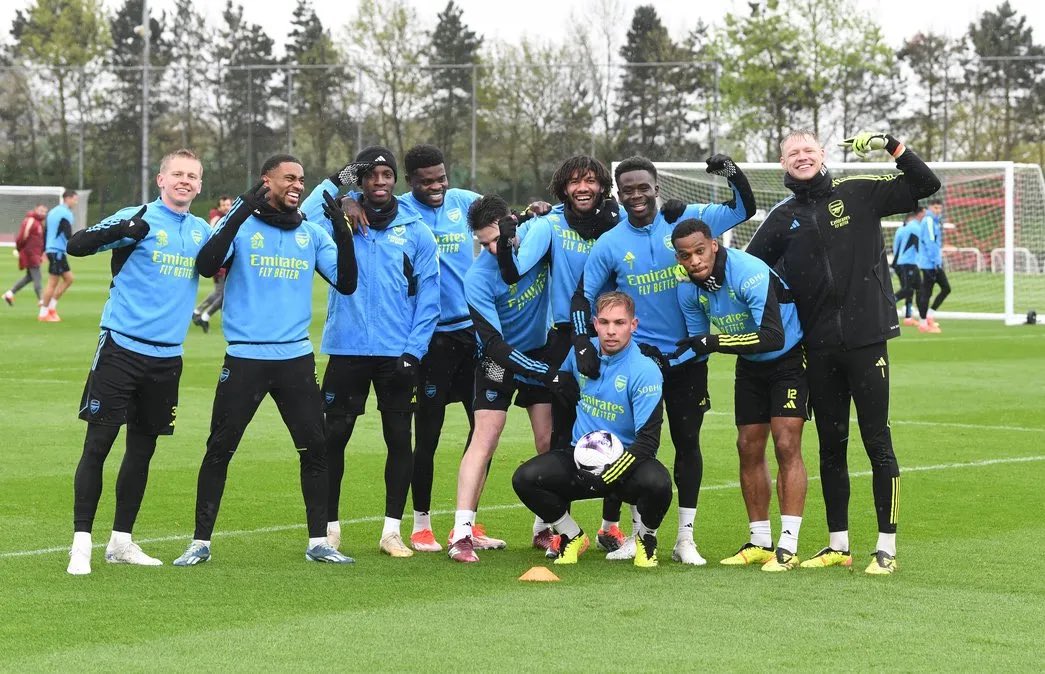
[72,531,92,551]
[308,536,327,548]
[192,539,211,548]
[452,510,475,543]
[413,511,431,533]
[552,513,581,539]
[927,309,935,319]
[327,520,340,533]
[678,507,696,541]
[48,298,57,310]
[829,530,850,552]
[876,532,897,556]
[533,515,548,535]
[630,505,641,537]
[749,520,772,548]
[201,311,210,321]
[109,531,132,548]
[644,527,657,538]
[382,517,401,537]
[600,519,618,532]
[38,305,48,317]
[778,515,802,554]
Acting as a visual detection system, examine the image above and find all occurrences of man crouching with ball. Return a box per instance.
[512,291,671,567]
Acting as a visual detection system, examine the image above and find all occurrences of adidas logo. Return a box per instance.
[790,219,800,230]
[578,348,587,355]
[783,400,796,409]
[375,155,386,162]
[875,357,887,366]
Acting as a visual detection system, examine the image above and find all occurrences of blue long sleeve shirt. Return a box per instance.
[74,199,211,357]
[45,203,75,254]
[582,200,746,366]
[398,188,480,333]
[465,228,552,381]
[917,212,943,270]
[561,338,664,458]
[677,248,803,363]
[302,179,441,359]
[893,221,920,266]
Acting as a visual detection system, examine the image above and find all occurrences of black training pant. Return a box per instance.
[917,267,951,316]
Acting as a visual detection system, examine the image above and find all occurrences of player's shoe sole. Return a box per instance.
[596,525,626,552]
[720,542,775,566]
[799,547,852,569]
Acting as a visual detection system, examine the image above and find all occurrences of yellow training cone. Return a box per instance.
[518,566,560,582]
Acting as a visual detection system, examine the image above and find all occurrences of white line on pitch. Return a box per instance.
[702,410,1044,434]
[2,455,1042,560]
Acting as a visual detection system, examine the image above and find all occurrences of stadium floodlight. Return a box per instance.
[618,161,1045,326]
[0,187,92,246]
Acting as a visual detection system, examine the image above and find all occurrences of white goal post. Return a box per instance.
[619,161,1045,326]
[0,186,92,246]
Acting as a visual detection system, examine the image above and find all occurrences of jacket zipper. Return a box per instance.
[810,205,844,343]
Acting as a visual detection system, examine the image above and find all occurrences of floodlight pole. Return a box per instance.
[140,0,150,203]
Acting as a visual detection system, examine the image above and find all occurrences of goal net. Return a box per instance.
[0,187,92,246]
[624,162,1045,325]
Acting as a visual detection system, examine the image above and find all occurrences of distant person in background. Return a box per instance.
[3,203,47,307]
[40,190,78,322]
[192,196,233,333]
[892,207,922,326]
[916,198,949,333]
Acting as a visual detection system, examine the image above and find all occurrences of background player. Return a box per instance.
[512,291,671,568]
[64,149,211,575]
[892,208,922,326]
[916,198,949,333]
[173,154,357,567]
[40,189,78,322]
[191,195,233,333]
[671,219,808,572]
[746,129,940,574]
[3,203,47,307]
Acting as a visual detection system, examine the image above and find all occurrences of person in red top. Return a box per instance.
[4,204,48,307]
[192,195,232,333]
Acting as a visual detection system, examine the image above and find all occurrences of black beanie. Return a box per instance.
[350,145,398,184]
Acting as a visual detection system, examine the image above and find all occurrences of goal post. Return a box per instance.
[0,186,92,246]
[617,161,1045,326]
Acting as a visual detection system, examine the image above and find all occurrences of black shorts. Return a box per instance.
[734,345,810,425]
[663,355,711,419]
[322,355,417,417]
[473,356,552,412]
[78,331,182,435]
[47,252,71,275]
[418,329,476,408]
[211,353,325,449]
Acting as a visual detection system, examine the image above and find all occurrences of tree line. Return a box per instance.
[0,0,1042,213]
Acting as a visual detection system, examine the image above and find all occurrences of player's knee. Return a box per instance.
[298,447,327,474]
[511,463,537,499]
[83,423,119,458]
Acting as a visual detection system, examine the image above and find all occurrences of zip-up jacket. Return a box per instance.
[677,248,802,363]
[560,338,663,459]
[745,150,940,351]
[302,179,440,359]
[916,211,943,270]
[67,198,211,357]
[45,203,75,255]
[892,220,920,267]
[465,225,553,382]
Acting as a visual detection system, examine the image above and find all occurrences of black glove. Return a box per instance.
[660,198,686,224]
[330,162,360,187]
[594,198,620,228]
[637,342,672,372]
[705,153,739,178]
[600,450,638,486]
[542,370,580,406]
[497,213,518,242]
[322,191,352,235]
[240,180,270,217]
[572,334,601,379]
[118,205,150,242]
[396,353,420,382]
[573,467,606,494]
[669,334,719,360]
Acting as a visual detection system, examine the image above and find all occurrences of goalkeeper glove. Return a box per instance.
[669,334,719,360]
[839,132,902,159]
[239,181,271,216]
[660,198,686,224]
[118,205,150,242]
[705,153,739,178]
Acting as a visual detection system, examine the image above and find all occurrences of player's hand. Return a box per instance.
[526,200,552,216]
[497,213,518,242]
[594,197,620,228]
[839,131,899,158]
[637,342,671,371]
[660,198,686,224]
[322,191,351,234]
[705,153,739,178]
[541,370,580,406]
[119,205,150,241]
[573,335,601,379]
[395,353,420,383]
[669,334,719,359]
[573,467,606,494]
[240,180,270,216]
[331,161,358,187]
[599,449,638,486]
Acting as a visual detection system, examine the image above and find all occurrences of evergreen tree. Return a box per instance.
[427,1,482,176]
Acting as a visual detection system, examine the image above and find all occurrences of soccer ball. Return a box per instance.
[574,430,624,477]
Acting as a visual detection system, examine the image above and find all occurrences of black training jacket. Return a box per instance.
[746,150,940,351]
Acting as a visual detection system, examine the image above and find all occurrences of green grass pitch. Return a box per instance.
[1,254,1043,670]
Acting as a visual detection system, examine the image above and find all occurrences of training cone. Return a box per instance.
[518,566,560,582]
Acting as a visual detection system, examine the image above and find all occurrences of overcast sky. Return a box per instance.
[2,0,1043,55]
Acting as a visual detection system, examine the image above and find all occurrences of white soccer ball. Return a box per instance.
[574,430,624,477]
